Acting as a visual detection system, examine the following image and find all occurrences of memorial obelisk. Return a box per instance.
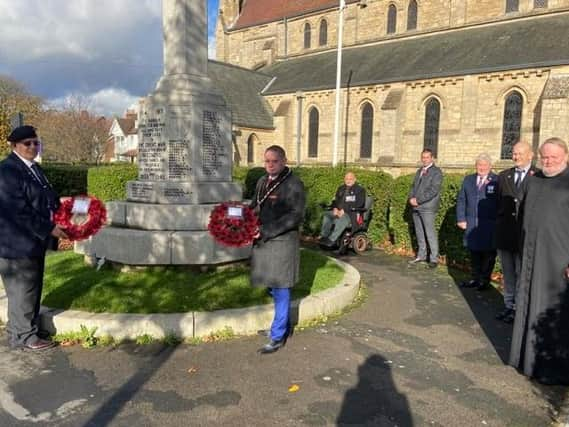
[78,0,249,265]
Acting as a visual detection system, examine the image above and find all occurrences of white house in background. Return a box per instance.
[108,111,139,163]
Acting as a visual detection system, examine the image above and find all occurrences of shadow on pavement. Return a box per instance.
[82,343,178,427]
[337,354,413,426]
[446,267,513,364]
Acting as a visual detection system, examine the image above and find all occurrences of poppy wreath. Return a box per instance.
[208,202,259,247]
[53,196,107,241]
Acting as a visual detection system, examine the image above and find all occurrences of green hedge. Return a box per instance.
[43,164,89,196]
[389,173,469,266]
[83,163,478,267]
[240,166,394,244]
[87,164,138,202]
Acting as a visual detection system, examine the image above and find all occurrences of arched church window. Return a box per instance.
[246,134,256,164]
[534,0,547,8]
[319,20,328,46]
[501,91,523,160]
[360,103,374,159]
[308,107,319,158]
[407,0,418,31]
[304,23,312,49]
[387,4,397,34]
[424,98,440,157]
[506,0,519,13]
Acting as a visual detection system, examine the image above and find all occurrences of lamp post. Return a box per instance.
[332,0,346,167]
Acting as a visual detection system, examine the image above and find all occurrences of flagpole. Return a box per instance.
[332,0,346,167]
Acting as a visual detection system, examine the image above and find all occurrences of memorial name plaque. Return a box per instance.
[129,182,154,199]
[202,110,227,177]
[139,110,167,181]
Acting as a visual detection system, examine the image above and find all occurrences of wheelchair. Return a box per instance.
[319,195,374,255]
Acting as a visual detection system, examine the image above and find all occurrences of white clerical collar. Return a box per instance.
[13,150,35,168]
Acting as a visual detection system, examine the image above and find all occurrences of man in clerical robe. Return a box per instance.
[510,137,569,385]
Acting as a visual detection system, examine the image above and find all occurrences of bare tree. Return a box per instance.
[34,96,111,163]
[0,75,43,157]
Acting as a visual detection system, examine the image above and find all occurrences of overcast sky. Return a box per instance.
[0,0,220,117]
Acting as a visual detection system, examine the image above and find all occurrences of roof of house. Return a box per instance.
[261,13,569,95]
[116,118,137,135]
[232,0,359,30]
[208,60,275,129]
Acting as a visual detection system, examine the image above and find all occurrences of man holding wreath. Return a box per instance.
[250,145,306,354]
[0,125,68,351]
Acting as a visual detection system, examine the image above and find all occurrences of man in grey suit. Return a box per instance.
[408,149,443,268]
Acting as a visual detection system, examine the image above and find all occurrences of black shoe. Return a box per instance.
[476,282,491,291]
[502,310,516,324]
[14,338,56,352]
[495,307,514,320]
[258,339,285,354]
[427,262,438,269]
[408,257,426,265]
[460,280,480,288]
[37,330,52,339]
[319,237,335,248]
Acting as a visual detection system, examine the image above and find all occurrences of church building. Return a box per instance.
[215,0,569,173]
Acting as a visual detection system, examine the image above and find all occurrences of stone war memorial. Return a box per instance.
[78,0,249,266]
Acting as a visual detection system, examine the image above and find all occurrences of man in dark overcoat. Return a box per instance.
[250,145,306,354]
[0,126,67,351]
[408,148,443,268]
[510,137,569,385]
[319,171,366,247]
[456,153,499,291]
[495,141,538,323]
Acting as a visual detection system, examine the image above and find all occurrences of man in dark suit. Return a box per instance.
[495,141,538,323]
[319,171,366,247]
[457,154,499,291]
[0,126,67,351]
[408,148,443,268]
[250,145,305,354]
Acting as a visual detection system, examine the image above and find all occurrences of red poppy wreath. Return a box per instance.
[208,202,259,247]
[54,196,107,241]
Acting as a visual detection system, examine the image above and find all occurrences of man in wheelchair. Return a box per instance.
[319,172,367,250]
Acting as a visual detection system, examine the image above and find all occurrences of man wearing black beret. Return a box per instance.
[0,125,68,351]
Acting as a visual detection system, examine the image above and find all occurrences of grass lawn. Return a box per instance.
[42,249,344,314]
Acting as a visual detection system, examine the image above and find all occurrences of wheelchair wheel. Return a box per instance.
[352,233,368,254]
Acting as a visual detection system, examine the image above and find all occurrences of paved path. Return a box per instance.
[0,249,565,426]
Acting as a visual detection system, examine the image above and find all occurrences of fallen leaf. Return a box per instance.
[187,367,198,374]
[288,384,300,393]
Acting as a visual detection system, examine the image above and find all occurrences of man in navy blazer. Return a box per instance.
[0,126,67,351]
[456,153,499,291]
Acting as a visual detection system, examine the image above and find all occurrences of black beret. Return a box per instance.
[7,125,37,143]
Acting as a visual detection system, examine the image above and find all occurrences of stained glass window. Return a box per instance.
[501,91,523,160]
[387,5,397,34]
[319,20,328,46]
[424,98,440,157]
[304,23,311,49]
[407,0,418,31]
[360,103,374,159]
[308,108,319,158]
[506,0,519,13]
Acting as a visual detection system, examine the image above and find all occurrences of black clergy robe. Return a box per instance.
[509,167,569,385]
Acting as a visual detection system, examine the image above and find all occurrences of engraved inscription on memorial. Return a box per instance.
[168,141,190,180]
[129,182,154,199]
[139,110,167,181]
[202,111,227,177]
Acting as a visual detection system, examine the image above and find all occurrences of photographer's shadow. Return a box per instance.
[337,354,413,426]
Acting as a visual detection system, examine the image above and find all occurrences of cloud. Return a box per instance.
[0,0,220,116]
[49,88,140,117]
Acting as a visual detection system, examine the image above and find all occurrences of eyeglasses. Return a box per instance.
[19,140,40,147]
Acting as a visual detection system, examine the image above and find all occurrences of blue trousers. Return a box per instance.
[269,288,291,341]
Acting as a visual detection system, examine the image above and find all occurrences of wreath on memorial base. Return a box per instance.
[54,196,107,241]
[208,202,259,247]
